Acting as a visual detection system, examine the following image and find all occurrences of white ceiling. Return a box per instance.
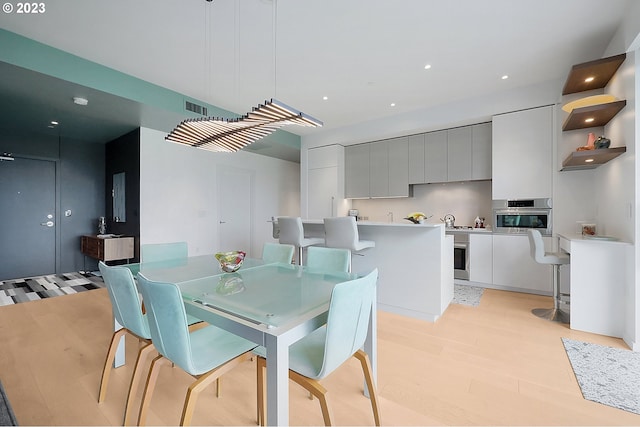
[0,0,632,143]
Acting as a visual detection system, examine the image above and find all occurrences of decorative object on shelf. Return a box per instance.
[594,136,611,149]
[474,216,485,228]
[215,250,246,273]
[404,212,431,224]
[98,216,106,235]
[577,133,597,151]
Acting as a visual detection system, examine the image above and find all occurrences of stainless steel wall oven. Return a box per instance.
[493,198,552,236]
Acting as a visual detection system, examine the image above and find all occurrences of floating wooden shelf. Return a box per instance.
[561,146,626,171]
[562,100,626,131]
[562,53,626,95]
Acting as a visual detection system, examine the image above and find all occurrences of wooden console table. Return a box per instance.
[81,235,134,262]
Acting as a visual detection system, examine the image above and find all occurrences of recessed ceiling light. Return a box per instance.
[501,75,509,80]
[585,117,595,123]
[585,76,595,83]
[390,103,396,107]
[585,158,595,163]
[322,96,328,101]
[424,64,431,70]
[73,97,88,106]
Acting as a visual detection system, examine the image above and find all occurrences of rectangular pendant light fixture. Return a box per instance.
[166,99,323,152]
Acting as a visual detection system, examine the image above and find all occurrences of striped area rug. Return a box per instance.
[0,272,104,306]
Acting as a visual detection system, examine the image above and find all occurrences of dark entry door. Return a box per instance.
[0,157,56,280]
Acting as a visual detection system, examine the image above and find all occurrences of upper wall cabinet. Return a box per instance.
[345,137,409,199]
[492,105,553,200]
[408,123,491,185]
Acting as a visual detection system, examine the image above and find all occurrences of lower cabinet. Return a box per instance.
[492,234,552,294]
[469,233,492,284]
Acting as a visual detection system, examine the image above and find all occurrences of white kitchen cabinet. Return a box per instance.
[492,234,552,294]
[472,122,492,180]
[447,127,472,181]
[307,145,344,219]
[492,105,553,199]
[345,144,370,198]
[424,130,448,183]
[408,134,425,184]
[469,233,492,284]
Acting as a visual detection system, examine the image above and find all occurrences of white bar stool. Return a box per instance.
[277,217,324,265]
[323,217,375,271]
[527,229,570,323]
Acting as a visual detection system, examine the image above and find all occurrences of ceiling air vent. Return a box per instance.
[185,100,208,116]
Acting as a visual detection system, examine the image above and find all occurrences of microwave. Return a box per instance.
[492,198,552,236]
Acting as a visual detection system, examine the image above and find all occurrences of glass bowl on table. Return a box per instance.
[215,250,246,273]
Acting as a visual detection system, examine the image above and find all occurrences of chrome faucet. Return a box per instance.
[387,211,394,223]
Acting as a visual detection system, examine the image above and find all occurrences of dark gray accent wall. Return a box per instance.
[59,140,105,272]
[0,127,105,273]
[105,129,141,262]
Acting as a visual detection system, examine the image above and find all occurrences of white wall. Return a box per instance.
[352,181,492,227]
[139,127,300,258]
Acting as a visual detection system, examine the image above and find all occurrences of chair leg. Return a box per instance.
[138,355,171,426]
[123,342,155,426]
[180,352,253,426]
[289,370,332,426]
[256,357,266,426]
[354,350,381,426]
[532,264,568,323]
[98,328,128,403]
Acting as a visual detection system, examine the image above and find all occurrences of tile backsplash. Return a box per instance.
[352,180,492,227]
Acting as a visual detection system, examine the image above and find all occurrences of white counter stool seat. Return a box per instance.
[277,216,324,265]
[323,217,375,271]
[527,229,570,323]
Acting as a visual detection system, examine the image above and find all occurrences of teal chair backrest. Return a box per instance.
[98,261,150,340]
[317,268,378,379]
[141,242,188,263]
[136,273,196,374]
[306,246,350,273]
[262,242,295,264]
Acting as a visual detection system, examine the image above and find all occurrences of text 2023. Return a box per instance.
[17,2,45,13]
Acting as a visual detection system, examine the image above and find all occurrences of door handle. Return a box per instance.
[40,221,54,227]
[219,221,226,224]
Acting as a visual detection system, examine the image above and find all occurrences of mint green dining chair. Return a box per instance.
[140,241,188,263]
[98,261,155,425]
[261,242,295,264]
[136,273,257,426]
[256,269,381,426]
[306,246,350,273]
[98,261,204,425]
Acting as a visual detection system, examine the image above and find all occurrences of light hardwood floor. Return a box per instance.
[1,287,639,426]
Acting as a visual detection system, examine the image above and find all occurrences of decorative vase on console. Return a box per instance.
[98,217,107,235]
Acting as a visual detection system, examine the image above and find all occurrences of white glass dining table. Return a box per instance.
[120,255,377,426]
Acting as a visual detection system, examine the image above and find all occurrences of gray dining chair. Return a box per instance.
[277,217,324,265]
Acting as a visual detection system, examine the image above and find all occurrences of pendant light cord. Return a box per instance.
[272,0,278,100]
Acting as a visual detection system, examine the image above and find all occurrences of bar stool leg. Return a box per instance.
[532,264,569,323]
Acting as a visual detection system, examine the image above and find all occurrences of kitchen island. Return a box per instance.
[301,220,453,322]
